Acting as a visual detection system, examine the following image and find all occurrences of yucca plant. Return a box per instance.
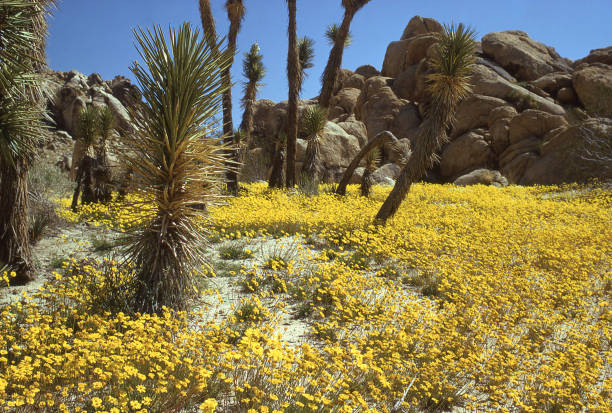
[375,23,476,223]
[361,147,380,197]
[0,0,55,284]
[240,43,265,142]
[300,105,328,181]
[325,23,352,47]
[121,23,232,313]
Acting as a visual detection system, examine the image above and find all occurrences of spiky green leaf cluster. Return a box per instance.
[97,105,115,140]
[325,24,352,47]
[297,36,315,94]
[300,105,327,142]
[427,23,476,104]
[122,23,233,313]
[75,106,100,146]
[364,147,381,171]
[0,0,55,170]
[242,43,265,86]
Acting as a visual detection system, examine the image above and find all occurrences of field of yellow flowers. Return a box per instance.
[1,183,610,412]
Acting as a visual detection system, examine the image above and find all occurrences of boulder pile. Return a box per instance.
[249,16,612,186]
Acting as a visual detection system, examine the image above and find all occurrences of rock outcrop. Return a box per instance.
[240,15,612,186]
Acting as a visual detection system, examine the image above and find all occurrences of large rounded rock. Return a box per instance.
[470,64,565,115]
[382,34,438,78]
[451,94,507,139]
[454,169,508,187]
[358,77,406,139]
[372,163,401,184]
[335,68,354,94]
[508,109,568,145]
[531,72,573,95]
[556,87,578,105]
[354,65,380,79]
[343,73,366,90]
[488,106,518,155]
[110,75,141,108]
[392,64,419,101]
[337,117,368,148]
[573,64,612,117]
[501,152,539,184]
[318,122,361,169]
[521,118,612,184]
[97,90,132,133]
[574,46,612,67]
[401,16,443,40]
[481,30,572,81]
[440,131,493,178]
[330,87,362,115]
[391,103,421,140]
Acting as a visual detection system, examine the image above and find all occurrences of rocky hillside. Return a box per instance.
[248,16,612,186]
[44,15,611,187]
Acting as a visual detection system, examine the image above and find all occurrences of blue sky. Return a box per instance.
[47,0,611,123]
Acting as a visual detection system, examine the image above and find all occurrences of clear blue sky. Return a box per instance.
[47,0,611,123]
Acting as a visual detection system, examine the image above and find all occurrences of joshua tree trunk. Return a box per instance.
[0,162,33,284]
[375,114,450,224]
[285,0,299,188]
[361,168,374,197]
[71,156,97,211]
[222,75,237,194]
[240,83,256,140]
[224,0,245,195]
[336,130,398,195]
[198,0,218,49]
[71,138,88,180]
[301,140,319,181]
[269,142,286,189]
[375,23,476,223]
[318,10,354,108]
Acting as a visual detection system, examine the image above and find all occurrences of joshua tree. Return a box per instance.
[325,23,353,47]
[285,0,299,188]
[71,106,115,208]
[300,105,327,182]
[297,36,315,94]
[0,0,55,284]
[375,24,476,224]
[223,0,245,194]
[240,43,265,142]
[123,23,232,313]
[361,147,380,197]
[319,0,373,108]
